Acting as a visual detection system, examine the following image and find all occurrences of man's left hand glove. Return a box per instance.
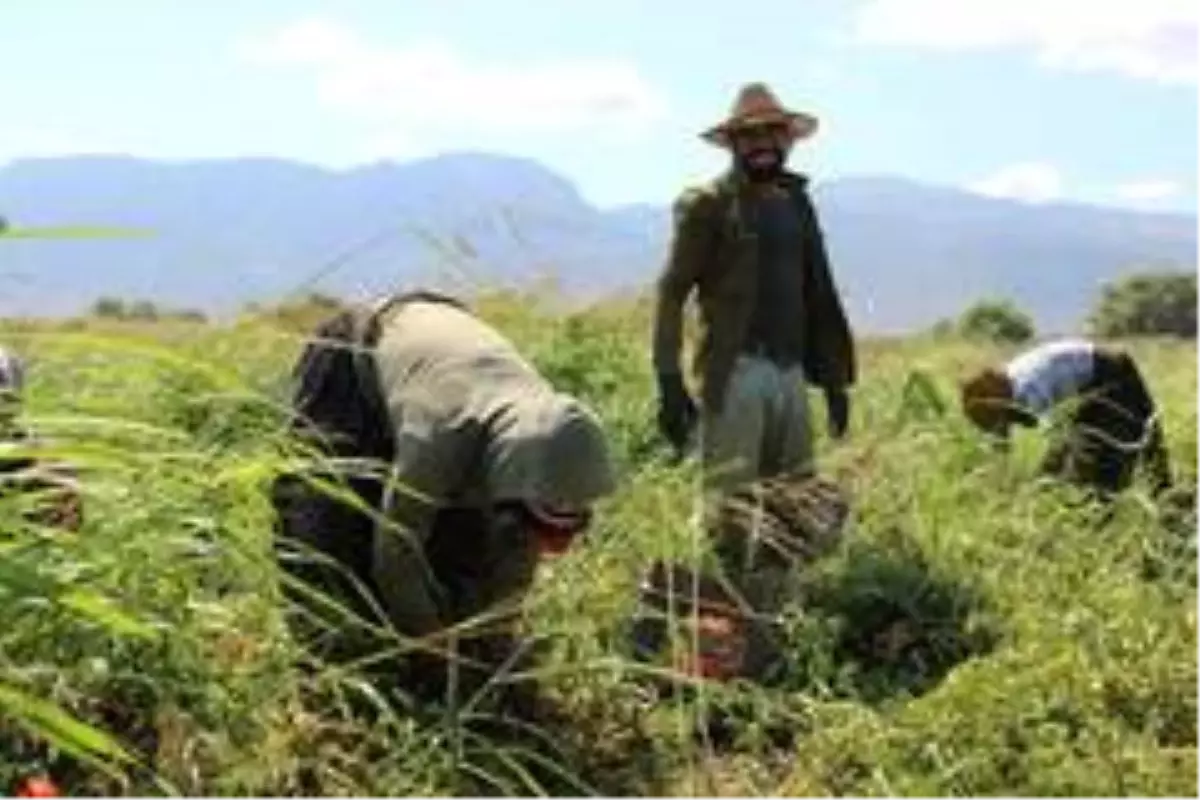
[825,388,850,439]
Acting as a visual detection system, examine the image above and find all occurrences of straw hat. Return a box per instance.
[701,82,819,148]
[960,368,1014,432]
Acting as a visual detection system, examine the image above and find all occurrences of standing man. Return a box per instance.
[652,81,856,489]
[636,83,856,682]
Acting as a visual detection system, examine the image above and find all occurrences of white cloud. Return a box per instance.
[243,15,361,65]
[238,16,668,137]
[354,132,421,165]
[969,162,1065,203]
[852,0,1197,84]
[1113,178,1184,203]
[0,127,122,164]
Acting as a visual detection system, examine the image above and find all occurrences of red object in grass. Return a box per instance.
[677,613,747,681]
[15,776,60,798]
[527,502,589,558]
[532,524,575,557]
[688,653,733,680]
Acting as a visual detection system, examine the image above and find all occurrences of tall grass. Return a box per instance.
[0,296,1194,795]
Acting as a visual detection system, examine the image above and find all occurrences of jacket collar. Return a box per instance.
[714,168,810,237]
[716,167,809,196]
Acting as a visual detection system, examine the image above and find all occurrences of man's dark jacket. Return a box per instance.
[652,169,856,412]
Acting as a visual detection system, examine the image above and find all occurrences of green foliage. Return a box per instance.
[244,292,347,332]
[91,297,126,319]
[127,301,158,322]
[0,225,153,239]
[928,318,956,340]
[1088,270,1197,338]
[89,298,206,324]
[957,298,1036,344]
[0,302,1193,796]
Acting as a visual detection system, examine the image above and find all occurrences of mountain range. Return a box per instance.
[0,153,1194,333]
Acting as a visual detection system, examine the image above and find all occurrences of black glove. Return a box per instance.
[655,371,697,453]
[825,387,849,439]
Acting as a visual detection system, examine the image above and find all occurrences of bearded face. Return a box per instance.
[731,123,790,182]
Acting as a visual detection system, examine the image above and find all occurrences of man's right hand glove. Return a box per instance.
[655,371,697,454]
[825,387,850,440]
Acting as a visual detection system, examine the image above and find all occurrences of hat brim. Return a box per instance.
[701,110,819,148]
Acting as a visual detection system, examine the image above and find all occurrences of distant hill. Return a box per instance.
[0,154,1194,332]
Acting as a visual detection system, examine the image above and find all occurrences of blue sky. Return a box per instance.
[4,0,1197,211]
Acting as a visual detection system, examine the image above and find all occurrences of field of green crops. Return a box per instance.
[0,293,1194,796]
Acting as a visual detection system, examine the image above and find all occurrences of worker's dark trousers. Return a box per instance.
[1040,349,1172,498]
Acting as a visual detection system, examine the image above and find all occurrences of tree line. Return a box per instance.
[55,269,1200,342]
[938,269,1196,344]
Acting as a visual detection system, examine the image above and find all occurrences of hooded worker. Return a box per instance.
[272,292,616,702]
[960,338,1172,498]
[369,298,617,638]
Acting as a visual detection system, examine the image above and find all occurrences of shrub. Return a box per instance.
[91,297,127,319]
[1088,270,1196,338]
[127,301,159,321]
[89,298,206,324]
[957,299,1036,344]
